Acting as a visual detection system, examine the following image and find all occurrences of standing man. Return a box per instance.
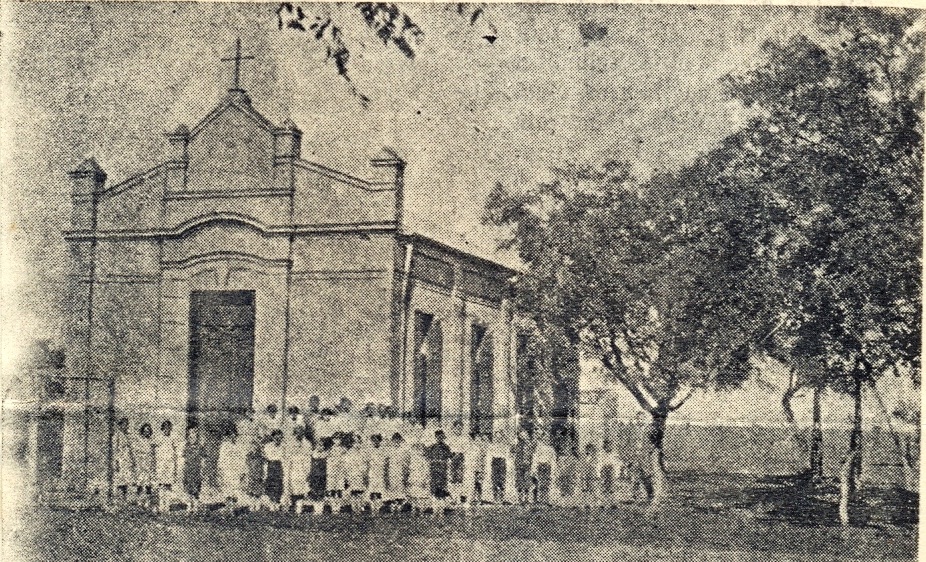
[425,429,453,511]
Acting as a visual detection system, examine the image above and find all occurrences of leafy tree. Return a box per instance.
[723,7,923,519]
[484,159,776,502]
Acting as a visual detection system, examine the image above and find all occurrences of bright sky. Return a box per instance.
[1,2,826,351]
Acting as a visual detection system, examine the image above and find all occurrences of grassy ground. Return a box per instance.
[4,472,917,562]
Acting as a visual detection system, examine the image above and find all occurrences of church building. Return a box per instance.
[58,44,520,490]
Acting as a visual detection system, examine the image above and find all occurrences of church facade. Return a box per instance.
[60,80,520,489]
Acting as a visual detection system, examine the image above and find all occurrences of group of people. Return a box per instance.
[110,397,650,514]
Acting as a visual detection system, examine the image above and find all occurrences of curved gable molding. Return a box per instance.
[168,212,281,237]
[161,250,291,271]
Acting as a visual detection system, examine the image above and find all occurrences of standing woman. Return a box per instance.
[263,429,286,509]
[135,423,156,506]
[154,420,179,513]
[112,417,136,504]
[182,423,205,511]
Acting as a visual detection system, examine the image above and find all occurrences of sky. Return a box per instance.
[1,2,827,347]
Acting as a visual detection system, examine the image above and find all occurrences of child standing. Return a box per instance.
[154,420,178,512]
[262,429,286,509]
[385,432,409,512]
[326,434,348,512]
[425,429,453,512]
[366,434,387,513]
[446,420,475,508]
[218,426,247,508]
[406,442,431,513]
[305,437,330,513]
[287,427,311,511]
[181,423,205,511]
[113,417,136,503]
[579,443,601,509]
[345,434,368,513]
[134,423,156,506]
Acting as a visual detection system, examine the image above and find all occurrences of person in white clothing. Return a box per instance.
[113,417,136,504]
[384,432,409,512]
[134,423,156,506]
[154,420,179,513]
[344,434,368,513]
[217,426,247,509]
[484,432,516,504]
[406,442,431,513]
[326,434,348,513]
[366,434,388,514]
[446,420,476,508]
[287,426,312,512]
[530,430,559,506]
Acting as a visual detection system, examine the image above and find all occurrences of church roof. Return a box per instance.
[400,231,523,276]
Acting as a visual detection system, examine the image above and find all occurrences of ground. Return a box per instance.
[4,472,917,562]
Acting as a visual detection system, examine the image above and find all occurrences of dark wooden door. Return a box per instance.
[188,290,255,486]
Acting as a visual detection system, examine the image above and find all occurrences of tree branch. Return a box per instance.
[667,387,695,412]
[601,352,655,413]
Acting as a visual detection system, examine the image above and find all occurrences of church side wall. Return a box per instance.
[286,233,395,410]
[398,242,517,437]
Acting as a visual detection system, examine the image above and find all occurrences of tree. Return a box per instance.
[484,158,775,503]
[275,2,496,105]
[723,7,923,521]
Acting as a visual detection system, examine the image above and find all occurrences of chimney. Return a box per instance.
[68,158,106,230]
[370,147,406,228]
[164,125,190,191]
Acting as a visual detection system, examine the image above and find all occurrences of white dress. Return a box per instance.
[286,440,311,496]
[345,447,368,492]
[218,440,245,495]
[154,435,178,486]
[133,437,155,487]
[407,449,430,498]
[113,431,136,487]
[367,446,387,495]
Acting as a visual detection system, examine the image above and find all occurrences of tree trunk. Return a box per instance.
[839,376,864,526]
[809,385,824,480]
[848,376,863,494]
[647,408,669,504]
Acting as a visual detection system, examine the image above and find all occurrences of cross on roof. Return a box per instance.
[221,38,254,91]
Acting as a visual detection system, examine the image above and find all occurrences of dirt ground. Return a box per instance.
[4,472,917,562]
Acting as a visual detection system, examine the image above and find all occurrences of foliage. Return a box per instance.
[484,156,774,431]
[722,7,923,397]
[276,2,425,105]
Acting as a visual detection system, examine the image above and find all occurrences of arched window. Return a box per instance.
[412,311,443,426]
[469,323,494,437]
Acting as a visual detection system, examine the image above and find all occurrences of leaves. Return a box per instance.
[485,158,769,416]
[275,2,426,107]
[723,7,923,391]
[355,2,424,59]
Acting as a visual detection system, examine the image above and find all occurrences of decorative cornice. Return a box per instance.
[165,188,293,201]
[294,159,395,192]
[162,251,291,270]
[291,268,390,281]
[63,212,398,241]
